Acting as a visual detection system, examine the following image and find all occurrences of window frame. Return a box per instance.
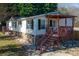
[26,19,34,29]
[12,21,17,28]
[18,21,22,26]
[38,19,45,30]
[49,20,56,27]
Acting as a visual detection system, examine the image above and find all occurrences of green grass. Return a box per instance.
[0,39,23,56]
[0,32,24,56]
[0,32,4,36]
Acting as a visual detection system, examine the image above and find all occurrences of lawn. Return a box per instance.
[0,32,79,56]
[0,32,24,56]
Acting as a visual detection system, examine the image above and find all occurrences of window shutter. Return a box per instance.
[38,19,41,30]
[31,19,34,29]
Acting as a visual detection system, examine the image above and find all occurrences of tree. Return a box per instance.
[0,3,57,30]
[0,3,19,27]
[0,3,57,21]
[18,3,57,16]
[0,3,19,21]
[18,4,33,16]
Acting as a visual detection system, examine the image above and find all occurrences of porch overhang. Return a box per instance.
[46,14,77,19]
[45,14,77,32]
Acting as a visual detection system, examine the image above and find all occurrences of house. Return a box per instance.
[7,12,76,51]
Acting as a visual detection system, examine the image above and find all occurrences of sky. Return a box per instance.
[58,3,79,9]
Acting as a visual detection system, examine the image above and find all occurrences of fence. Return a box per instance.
[73,27,79,39]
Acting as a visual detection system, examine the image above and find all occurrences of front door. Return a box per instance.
[49,20,56,32]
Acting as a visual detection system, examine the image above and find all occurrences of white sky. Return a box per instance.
[58,3,79,8]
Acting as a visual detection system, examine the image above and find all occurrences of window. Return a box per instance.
[38,19,45,30]
[12,21,17,28]
[49,20,56,27]
[27,19,34,29]
[18,21,22,26]
[49,20,53,27]
[52,21,56,27]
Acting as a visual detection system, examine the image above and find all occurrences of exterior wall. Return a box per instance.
[26,19,34,35]
[20,20,26,33]
[33,17,47,35]
[8,19,26,33]
[25,16,48,35]
[8,20,14,30]
[8,17,73,36]
[8,17,47,35]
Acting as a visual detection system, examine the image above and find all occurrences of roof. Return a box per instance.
[10,11,77,21]
[46,11,77,18]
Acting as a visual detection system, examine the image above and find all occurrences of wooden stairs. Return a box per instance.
[36,26,72,53]
[36,28,60,53]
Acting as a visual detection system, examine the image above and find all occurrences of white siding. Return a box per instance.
[8,17,73,36]
[8,21,13,30]
[8,19,27,33]
[25,17,46,35]
[26,19,34,35]
[33,17,38,35]
[20,20,26,33]
[33,17,46,35]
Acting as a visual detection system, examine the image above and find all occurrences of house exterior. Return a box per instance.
[7,12,74,35]
[7,14,47,35]
[7,12,76,51]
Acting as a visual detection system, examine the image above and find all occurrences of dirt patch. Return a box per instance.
[41,47,79,56]
[41,52,72,56]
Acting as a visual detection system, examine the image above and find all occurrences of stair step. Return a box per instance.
[36,29,55,51]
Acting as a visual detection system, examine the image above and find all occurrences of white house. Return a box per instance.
[7,12,75,35]
[7,12,58,36]
[7,12,76,50]
[7,14,47,36]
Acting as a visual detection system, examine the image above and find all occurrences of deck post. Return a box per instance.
[33,35,36,50]
[72,17,75,39]
[56,16,60,47]
[72,17,75,46]
[33,18,38,50]
[65,17,67,27]
[57,16,59,34]
[46,17,49,32]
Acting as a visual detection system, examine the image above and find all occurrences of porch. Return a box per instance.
[36,14,76,53]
